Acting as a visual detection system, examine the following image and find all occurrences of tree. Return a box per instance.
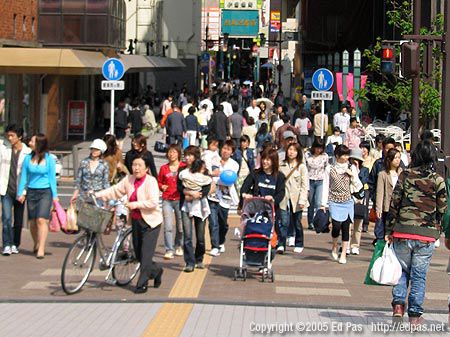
[358,0,443,123]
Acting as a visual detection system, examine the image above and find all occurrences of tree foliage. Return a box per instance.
[359,0,443,122]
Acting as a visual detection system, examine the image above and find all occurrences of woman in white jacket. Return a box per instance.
[321,145,362,264]
[278,143,309,254]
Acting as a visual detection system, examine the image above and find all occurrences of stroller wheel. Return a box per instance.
[243,269,247,281]
[269,270,274,283]
[233,269,239,281]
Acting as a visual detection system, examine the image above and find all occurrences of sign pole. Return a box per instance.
[321,99,325,139]
[110,89,115,135]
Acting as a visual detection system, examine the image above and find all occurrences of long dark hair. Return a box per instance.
[258,148,279,176]
[256,122,269,137]
[384,148,400,172]
[31,133,49,164]
[103,134,118,157]
[285,143,303,164]
[411,139,437,168]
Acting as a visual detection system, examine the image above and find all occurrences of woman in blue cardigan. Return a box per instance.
[17,134,58,259]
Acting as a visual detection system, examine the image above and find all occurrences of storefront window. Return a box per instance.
[39,15,62,43]
[62,0,85,13]
[85,16,108,44]
[63,15,84,44]
[87,0,109,13]
[40,0,62,13]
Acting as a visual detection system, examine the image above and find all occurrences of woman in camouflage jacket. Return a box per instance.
[385,140,448,325]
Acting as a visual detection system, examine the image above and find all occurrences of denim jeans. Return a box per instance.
[280,206,304,248]
[162,199,183,252]
[1,194,25,247]
[208,201,229,249]
[307,180,323,225]
[181,211,205,267]
[392,238,435,317]
[374,213,387,240]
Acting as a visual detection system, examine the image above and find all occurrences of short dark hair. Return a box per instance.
[350,117,357,124]
[166,144,182,161]
[333,126,341,133]
[222,139,236,153]
[359,141,371,152]
[183,145,201,160]
[132,153,152,169]
[247,117,255,125]
[334,144,351,158]
[282,114,290,123]
[382,137,396,148]
[188,106,196,115]
[310,138,325,153]
[207,136,219,146]
[375,134,386,144]
[5,124,24,138]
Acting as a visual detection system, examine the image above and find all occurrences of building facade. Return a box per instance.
[0,0,40,136]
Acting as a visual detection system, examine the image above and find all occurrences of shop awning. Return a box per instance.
[146,56,186,69]
[0,48,107,75]
[119,54,155,72]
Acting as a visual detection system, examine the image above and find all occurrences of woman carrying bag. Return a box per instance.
[279,143,309,254]
[349,148,370,255]
[385,140,447,325]
[321,145,362,264]
[96,155,163,294]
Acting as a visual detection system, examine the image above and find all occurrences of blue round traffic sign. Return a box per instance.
[102,58,125,81]
[312,68,334,91]
[201,52,210,62]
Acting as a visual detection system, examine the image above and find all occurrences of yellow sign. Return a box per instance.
[223,19,257,27]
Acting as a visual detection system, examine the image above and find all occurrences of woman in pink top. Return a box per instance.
[344,117,365,150]
[96,155,163,294]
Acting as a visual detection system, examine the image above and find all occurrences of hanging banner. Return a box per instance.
[221,10,259,36]
[270,10,281,32]
[67,100,87,139]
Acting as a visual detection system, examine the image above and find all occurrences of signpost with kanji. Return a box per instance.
[312,68,334,139]
[101,58,125,135]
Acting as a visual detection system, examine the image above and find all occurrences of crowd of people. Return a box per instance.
[0,82,449,324]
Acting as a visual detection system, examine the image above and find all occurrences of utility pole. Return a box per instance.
[278,1,283,88]
[441,0,450,176]
[411,0,421,151]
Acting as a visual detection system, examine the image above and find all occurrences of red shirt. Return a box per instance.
[157,162,186,200]
[129,175,146,220]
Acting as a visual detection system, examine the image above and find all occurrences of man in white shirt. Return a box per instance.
[199,95,214,115]
[333,106,350,139]
[208,140,239,257]
[182,97,197,117]
[246,99,261,122]
[220,96,234,118]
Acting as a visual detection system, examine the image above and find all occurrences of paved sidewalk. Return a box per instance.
[0,302,448,337]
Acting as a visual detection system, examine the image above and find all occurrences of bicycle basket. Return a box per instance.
[77,202,114,233]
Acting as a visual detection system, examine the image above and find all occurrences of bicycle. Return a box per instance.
[61,196,140,295]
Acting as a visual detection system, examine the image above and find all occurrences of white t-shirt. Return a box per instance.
[327,135,343,146]
[246,106,261,122]
[199,99,214,114]
[221,102,234,117]
[201,149,221,172]
[333,113,350,133]
[295,118,311,135]
[215,158,240,209]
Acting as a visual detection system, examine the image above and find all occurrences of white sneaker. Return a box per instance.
[209,248,220,257]
[293,247,304,254]
[339,256,347,264]
[219,245,225,253]
[11,246,19,254]
[287,237,295,247]
[346,248,351,255]
[277,246,285,254]
[2,246,11,256]
[175,247,183,256]
[164,251,174,260]
[435,239,440,248]
[351,247,360,255]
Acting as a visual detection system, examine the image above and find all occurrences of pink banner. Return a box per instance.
[335,72,343,101]
[346,73,355,107]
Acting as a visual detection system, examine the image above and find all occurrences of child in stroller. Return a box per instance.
[234,197,276,282]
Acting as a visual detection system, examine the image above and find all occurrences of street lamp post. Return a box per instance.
[333,52,340,114]
[342,50,349,107]
[353,49,361,120]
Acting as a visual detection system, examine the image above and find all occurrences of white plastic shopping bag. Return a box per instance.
[370,243,402,285]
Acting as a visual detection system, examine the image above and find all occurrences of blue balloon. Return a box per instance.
[220,170,237,186]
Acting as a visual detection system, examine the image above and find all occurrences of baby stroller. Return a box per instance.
[234,197,275,282]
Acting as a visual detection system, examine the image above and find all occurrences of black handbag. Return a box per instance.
[154,141,168,153]
[354,203,367,219]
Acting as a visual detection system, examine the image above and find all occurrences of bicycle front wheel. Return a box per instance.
[112,228,140,286]
[61,233,97,295]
